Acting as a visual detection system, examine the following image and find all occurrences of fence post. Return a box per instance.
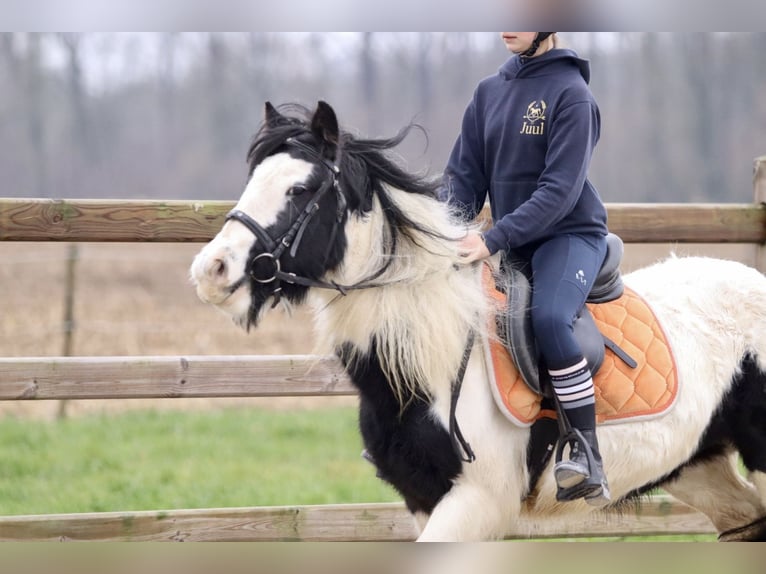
[755,156,766,272]
[57,243,79,419]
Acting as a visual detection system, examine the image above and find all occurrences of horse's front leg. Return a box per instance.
[416,479,520,541]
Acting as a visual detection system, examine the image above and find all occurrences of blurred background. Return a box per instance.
[1,32,765,203]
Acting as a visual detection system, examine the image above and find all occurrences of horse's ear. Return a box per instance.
[310,101,339,152]
[264,102,284,129]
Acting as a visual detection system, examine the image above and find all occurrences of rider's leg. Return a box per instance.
[530,233,609,505]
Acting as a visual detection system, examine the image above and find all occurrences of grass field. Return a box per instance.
[0,404,721,541]
[0,406,399,516]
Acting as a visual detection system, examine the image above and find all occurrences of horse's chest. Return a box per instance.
[338,344,462,515]
[358,396,462,515]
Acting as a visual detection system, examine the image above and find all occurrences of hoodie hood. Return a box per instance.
[499,48,590,84]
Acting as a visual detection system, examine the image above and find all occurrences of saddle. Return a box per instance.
[498,233,632,396]
[484,233,679,498]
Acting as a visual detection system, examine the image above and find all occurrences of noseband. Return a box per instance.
[224,137,389,306]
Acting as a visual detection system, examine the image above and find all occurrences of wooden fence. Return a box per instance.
[2,199,765,244]
[0,157,765,541]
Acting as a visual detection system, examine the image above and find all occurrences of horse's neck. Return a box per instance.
[312,188,487,401]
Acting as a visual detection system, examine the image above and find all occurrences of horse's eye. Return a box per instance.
[287,185,308,196]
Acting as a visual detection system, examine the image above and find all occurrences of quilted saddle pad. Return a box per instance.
[484,270,679,428]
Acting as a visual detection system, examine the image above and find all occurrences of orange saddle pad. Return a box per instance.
[483,266,679,427]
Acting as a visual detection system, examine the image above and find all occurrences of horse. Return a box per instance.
[190,100,766,541]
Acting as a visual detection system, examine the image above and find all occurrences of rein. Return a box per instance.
[450,329,476,463]
[225,137,396,306]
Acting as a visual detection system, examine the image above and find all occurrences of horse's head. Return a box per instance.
[190,101,357,329]
[191,100,458,333]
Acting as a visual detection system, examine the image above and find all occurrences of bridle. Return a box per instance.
[224,137,392,306]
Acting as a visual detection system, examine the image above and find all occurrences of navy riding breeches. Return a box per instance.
[529,233,608,371]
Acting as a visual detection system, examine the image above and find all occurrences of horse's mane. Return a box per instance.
[246,104,446,247]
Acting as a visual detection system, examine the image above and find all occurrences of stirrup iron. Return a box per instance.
[554,428,604,502]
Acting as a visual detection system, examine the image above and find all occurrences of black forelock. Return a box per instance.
[246,104,314,176]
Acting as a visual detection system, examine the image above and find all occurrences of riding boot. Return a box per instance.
[554,428,611,506]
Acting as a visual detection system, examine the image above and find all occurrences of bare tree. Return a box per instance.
[57,33,92,160]
[681,33,723,200]
[207,33,238,155]
[639,33,674,201]
[247,33,274,108]
[23,34,47,197]
[1,33,21,81]
[157,32,179,164]
[416,34,433,125]
[359,32,378,134]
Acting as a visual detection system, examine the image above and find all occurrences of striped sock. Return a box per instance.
[549,358,596,430]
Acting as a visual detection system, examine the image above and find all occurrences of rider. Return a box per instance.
[441,32,611,505]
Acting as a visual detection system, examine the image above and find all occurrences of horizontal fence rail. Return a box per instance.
[0,355,354,400]
[0,496,715,542]
[2,198,766,243]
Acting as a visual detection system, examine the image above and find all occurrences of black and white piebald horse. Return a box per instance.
[191,101,766,541]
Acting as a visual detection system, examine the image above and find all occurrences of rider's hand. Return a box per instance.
[458,231,490,264]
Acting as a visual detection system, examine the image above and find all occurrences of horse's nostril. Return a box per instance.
[213,258,227,277]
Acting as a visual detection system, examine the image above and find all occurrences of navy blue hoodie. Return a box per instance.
[443,48,608,256]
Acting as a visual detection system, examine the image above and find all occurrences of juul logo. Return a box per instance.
[519,100,546,136]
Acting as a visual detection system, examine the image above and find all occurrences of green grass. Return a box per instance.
[0,408,723,541]
[0,407,400,516]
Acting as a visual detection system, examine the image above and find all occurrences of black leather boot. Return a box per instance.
[554,428,611,506]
